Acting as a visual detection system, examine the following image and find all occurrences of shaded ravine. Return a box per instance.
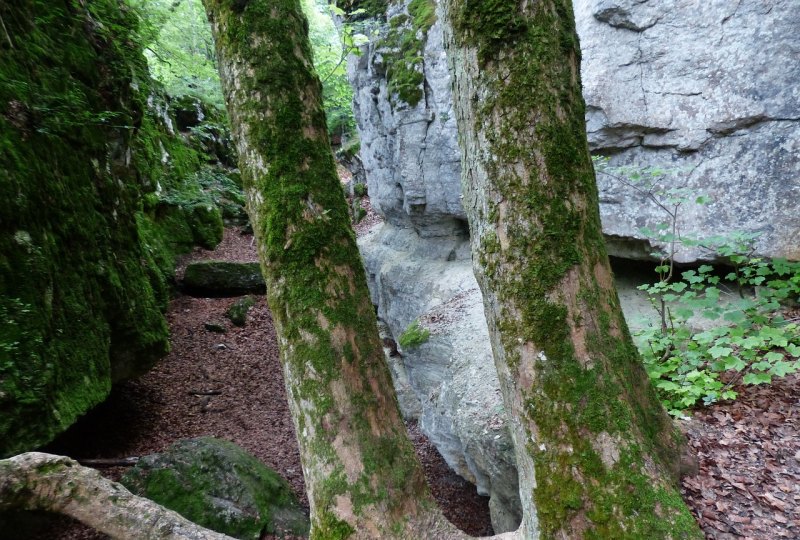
[35,226,492,540]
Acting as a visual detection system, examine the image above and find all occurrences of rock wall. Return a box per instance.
[0,0,236,456]
[349,0,798,532]
[578,0,800,262]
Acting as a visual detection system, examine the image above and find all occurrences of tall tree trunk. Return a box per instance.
[440,1,702,538]
[200,1,459,537]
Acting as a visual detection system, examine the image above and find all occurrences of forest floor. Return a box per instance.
[37,198,798,540]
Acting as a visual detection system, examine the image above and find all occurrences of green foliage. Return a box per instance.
[304,0,358,140]
[636,253,800,415]
[398,320,430,349]
[130,0,224,109]
[596,158,800,415]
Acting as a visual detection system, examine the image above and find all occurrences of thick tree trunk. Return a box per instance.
[200,1,460,537]
[0,452,231,540]
[440,1,703,538]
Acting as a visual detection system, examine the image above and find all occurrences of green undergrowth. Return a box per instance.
[636,254,800,415]
[593,157,800,416]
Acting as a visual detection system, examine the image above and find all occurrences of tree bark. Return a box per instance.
[200,1,461,537]
[440,1,703,538]
[0,452,231,540]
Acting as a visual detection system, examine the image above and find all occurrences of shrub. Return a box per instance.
[398,320,430,349]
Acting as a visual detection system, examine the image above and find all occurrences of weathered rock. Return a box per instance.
[183,261,265,296]
[348,3,464,238]
[352,0,800,262]
[225,296,256,327]
[121,438,308,540]
[349,0,799,531]
[359,223,522,531]
[576,0,800,262]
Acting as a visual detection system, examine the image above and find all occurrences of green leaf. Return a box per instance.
[764,351,784,363]
[656,380,680,391]
[723,356,746,371]
[708,345,732,359]
[770,361,796,377]
[743,372,772,385]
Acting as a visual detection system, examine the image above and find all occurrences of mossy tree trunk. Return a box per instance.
[440,1,702,538]
[201,1,459,537]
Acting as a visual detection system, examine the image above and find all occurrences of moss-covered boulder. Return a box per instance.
[183,262,265,296]
[121,437,309,539]
[0,0,240,457]
[225,296,257,327]
[0,0,173,457]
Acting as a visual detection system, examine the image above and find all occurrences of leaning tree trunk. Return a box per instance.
[200,1,462,538]
[440,1,702,538]
[0,453,231,540]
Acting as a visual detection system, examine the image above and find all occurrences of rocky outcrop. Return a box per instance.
[354,0,800,262]
[577,0,800,262]
[349,0,798,532]
[121,438,309,539]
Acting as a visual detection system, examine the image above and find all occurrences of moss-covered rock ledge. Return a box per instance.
[0,0,238,457]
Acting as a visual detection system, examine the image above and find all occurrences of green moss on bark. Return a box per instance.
[204,0,435,534]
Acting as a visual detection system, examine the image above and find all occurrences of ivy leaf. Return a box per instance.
[743,372,772,385]
[708,346,732,359]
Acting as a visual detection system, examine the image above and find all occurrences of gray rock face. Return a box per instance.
[354,0,800,262]
[576,0,800,262]
[349,6,464,238]
[359,223,522,531]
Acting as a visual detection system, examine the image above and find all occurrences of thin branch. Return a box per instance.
[0,13,14,49]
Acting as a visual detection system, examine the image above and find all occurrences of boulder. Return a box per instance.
[121,437,309,540]
[226,296,256,327]
[183,261,265,296]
